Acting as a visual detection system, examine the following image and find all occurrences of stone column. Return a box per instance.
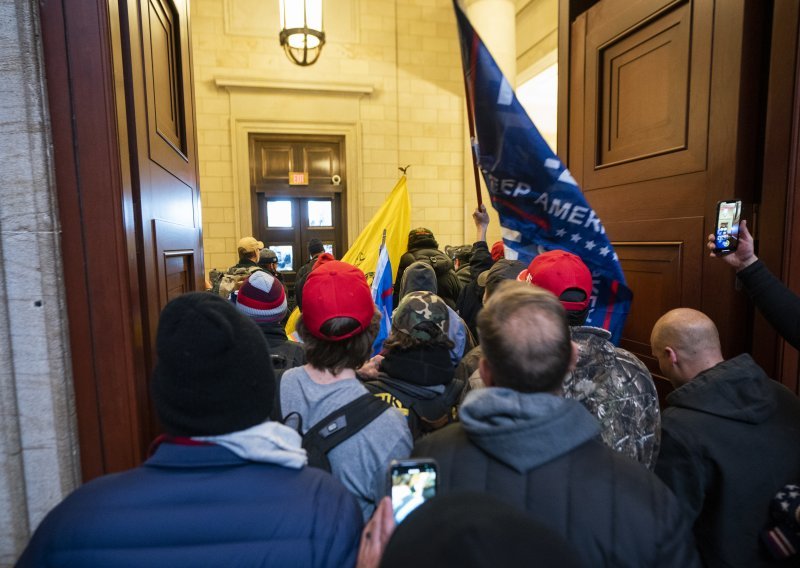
[464,0,517,86]
[0,0,81,563]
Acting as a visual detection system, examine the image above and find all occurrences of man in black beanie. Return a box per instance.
[18,293,362,568]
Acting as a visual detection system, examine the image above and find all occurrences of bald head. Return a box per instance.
[651,308,724,386]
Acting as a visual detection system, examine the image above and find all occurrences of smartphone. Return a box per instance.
[389,459,438,524]
[714,200,743,254]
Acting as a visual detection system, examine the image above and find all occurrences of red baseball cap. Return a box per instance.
[490,241,505,261]
[517,250,592,311]
[301,261,375,341]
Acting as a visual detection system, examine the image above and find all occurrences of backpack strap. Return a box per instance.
[302,394,390,469]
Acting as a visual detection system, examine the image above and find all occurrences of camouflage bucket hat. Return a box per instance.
[393,291,450,342]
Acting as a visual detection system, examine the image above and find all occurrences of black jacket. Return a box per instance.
[414,389,700,568]
[256,322,306,371]
[655,354,800,567]
[455,241,493,340]
[394,238,462,309]
[737,260,800,350]
[293,254,320,311]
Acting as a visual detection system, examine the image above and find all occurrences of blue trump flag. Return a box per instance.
[371,231,394,355]
[453,1,632,343]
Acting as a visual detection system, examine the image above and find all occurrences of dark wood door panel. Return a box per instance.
[140,0,196,185]
[305,145,340,182]
[607,216,703,376]
[250,136,343,190]
[582,0,711,190]
[569,0,767,376]
[252,143,294,184]
[153,219,199,309]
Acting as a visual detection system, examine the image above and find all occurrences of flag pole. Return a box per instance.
[461,45,483,207]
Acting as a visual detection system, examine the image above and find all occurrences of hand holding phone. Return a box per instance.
[713,200,742,255]
[389,459,438,524]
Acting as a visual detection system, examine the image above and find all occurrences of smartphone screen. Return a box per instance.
[714,200,742,254]
[390,460,438,524]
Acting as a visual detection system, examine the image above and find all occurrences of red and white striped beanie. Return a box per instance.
[234,270,287,324]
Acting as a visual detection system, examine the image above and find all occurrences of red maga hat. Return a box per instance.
[518,250,592,312]
[302,261,375,341]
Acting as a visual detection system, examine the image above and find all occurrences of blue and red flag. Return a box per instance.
[453,0,632,343]
[371,233,394,355]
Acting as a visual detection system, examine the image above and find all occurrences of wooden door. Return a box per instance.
[250,135,346,300]
[122,0,204,453]
[39,0,203,478]
[563,0,769,397]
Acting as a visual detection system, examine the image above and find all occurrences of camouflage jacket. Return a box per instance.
[563,326,660,469]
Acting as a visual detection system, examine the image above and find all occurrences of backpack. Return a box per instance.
[362,376,465,439]
[272,374,391,472]
[209,266,262,299]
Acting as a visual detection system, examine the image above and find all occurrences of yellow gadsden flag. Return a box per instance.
[285,176,411,339]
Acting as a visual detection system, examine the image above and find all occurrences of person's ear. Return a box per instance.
[478,357,493,387]
[665,346,678,366]
[568,341,579,372]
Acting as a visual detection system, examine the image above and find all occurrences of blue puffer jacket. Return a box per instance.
[17,443,362,567]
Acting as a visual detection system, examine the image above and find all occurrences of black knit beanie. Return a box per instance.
[151,292,275,436]
[308,238,325,256]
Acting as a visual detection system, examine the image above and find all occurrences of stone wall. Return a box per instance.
[0,0,80,564]
[191,0,473,271]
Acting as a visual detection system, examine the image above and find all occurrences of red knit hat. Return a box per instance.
[234,271,287,323]
[302,261,375,341]
[517,250,592,312]
[490,241,505,261]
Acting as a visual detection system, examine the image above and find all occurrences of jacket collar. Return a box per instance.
[459,388,600,473]
[666,354,776,424]
[145,442,248,469]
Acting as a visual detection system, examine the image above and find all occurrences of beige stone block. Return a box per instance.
[398,122,417,137]
[363,134,387,150]
[409,164,437,179]
[363,164,387,178]
[437,138,462,152]
[207,222,235,238]
[205,193,232,208]
[409,20,436,37]
[438,165,463,179]
[423,151,450,166]
[198,145,221,161]
[207,253,231,271]
[438,108,460,123]
[200,177,223,193]
[199,97,229,115]
[399,150,425,165]
[202,207,225,223]
[203,238,228,254]
[411,137,437,151]
[202,129,231,145]
[361,105,386,120]
[205,161,232,177]
[411,107,437,123]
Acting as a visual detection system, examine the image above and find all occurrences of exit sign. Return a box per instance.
[289,171,308,185]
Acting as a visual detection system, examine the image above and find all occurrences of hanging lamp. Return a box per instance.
[279,0,325,66]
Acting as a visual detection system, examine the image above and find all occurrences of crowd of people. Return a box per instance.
[17,210,800,567]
